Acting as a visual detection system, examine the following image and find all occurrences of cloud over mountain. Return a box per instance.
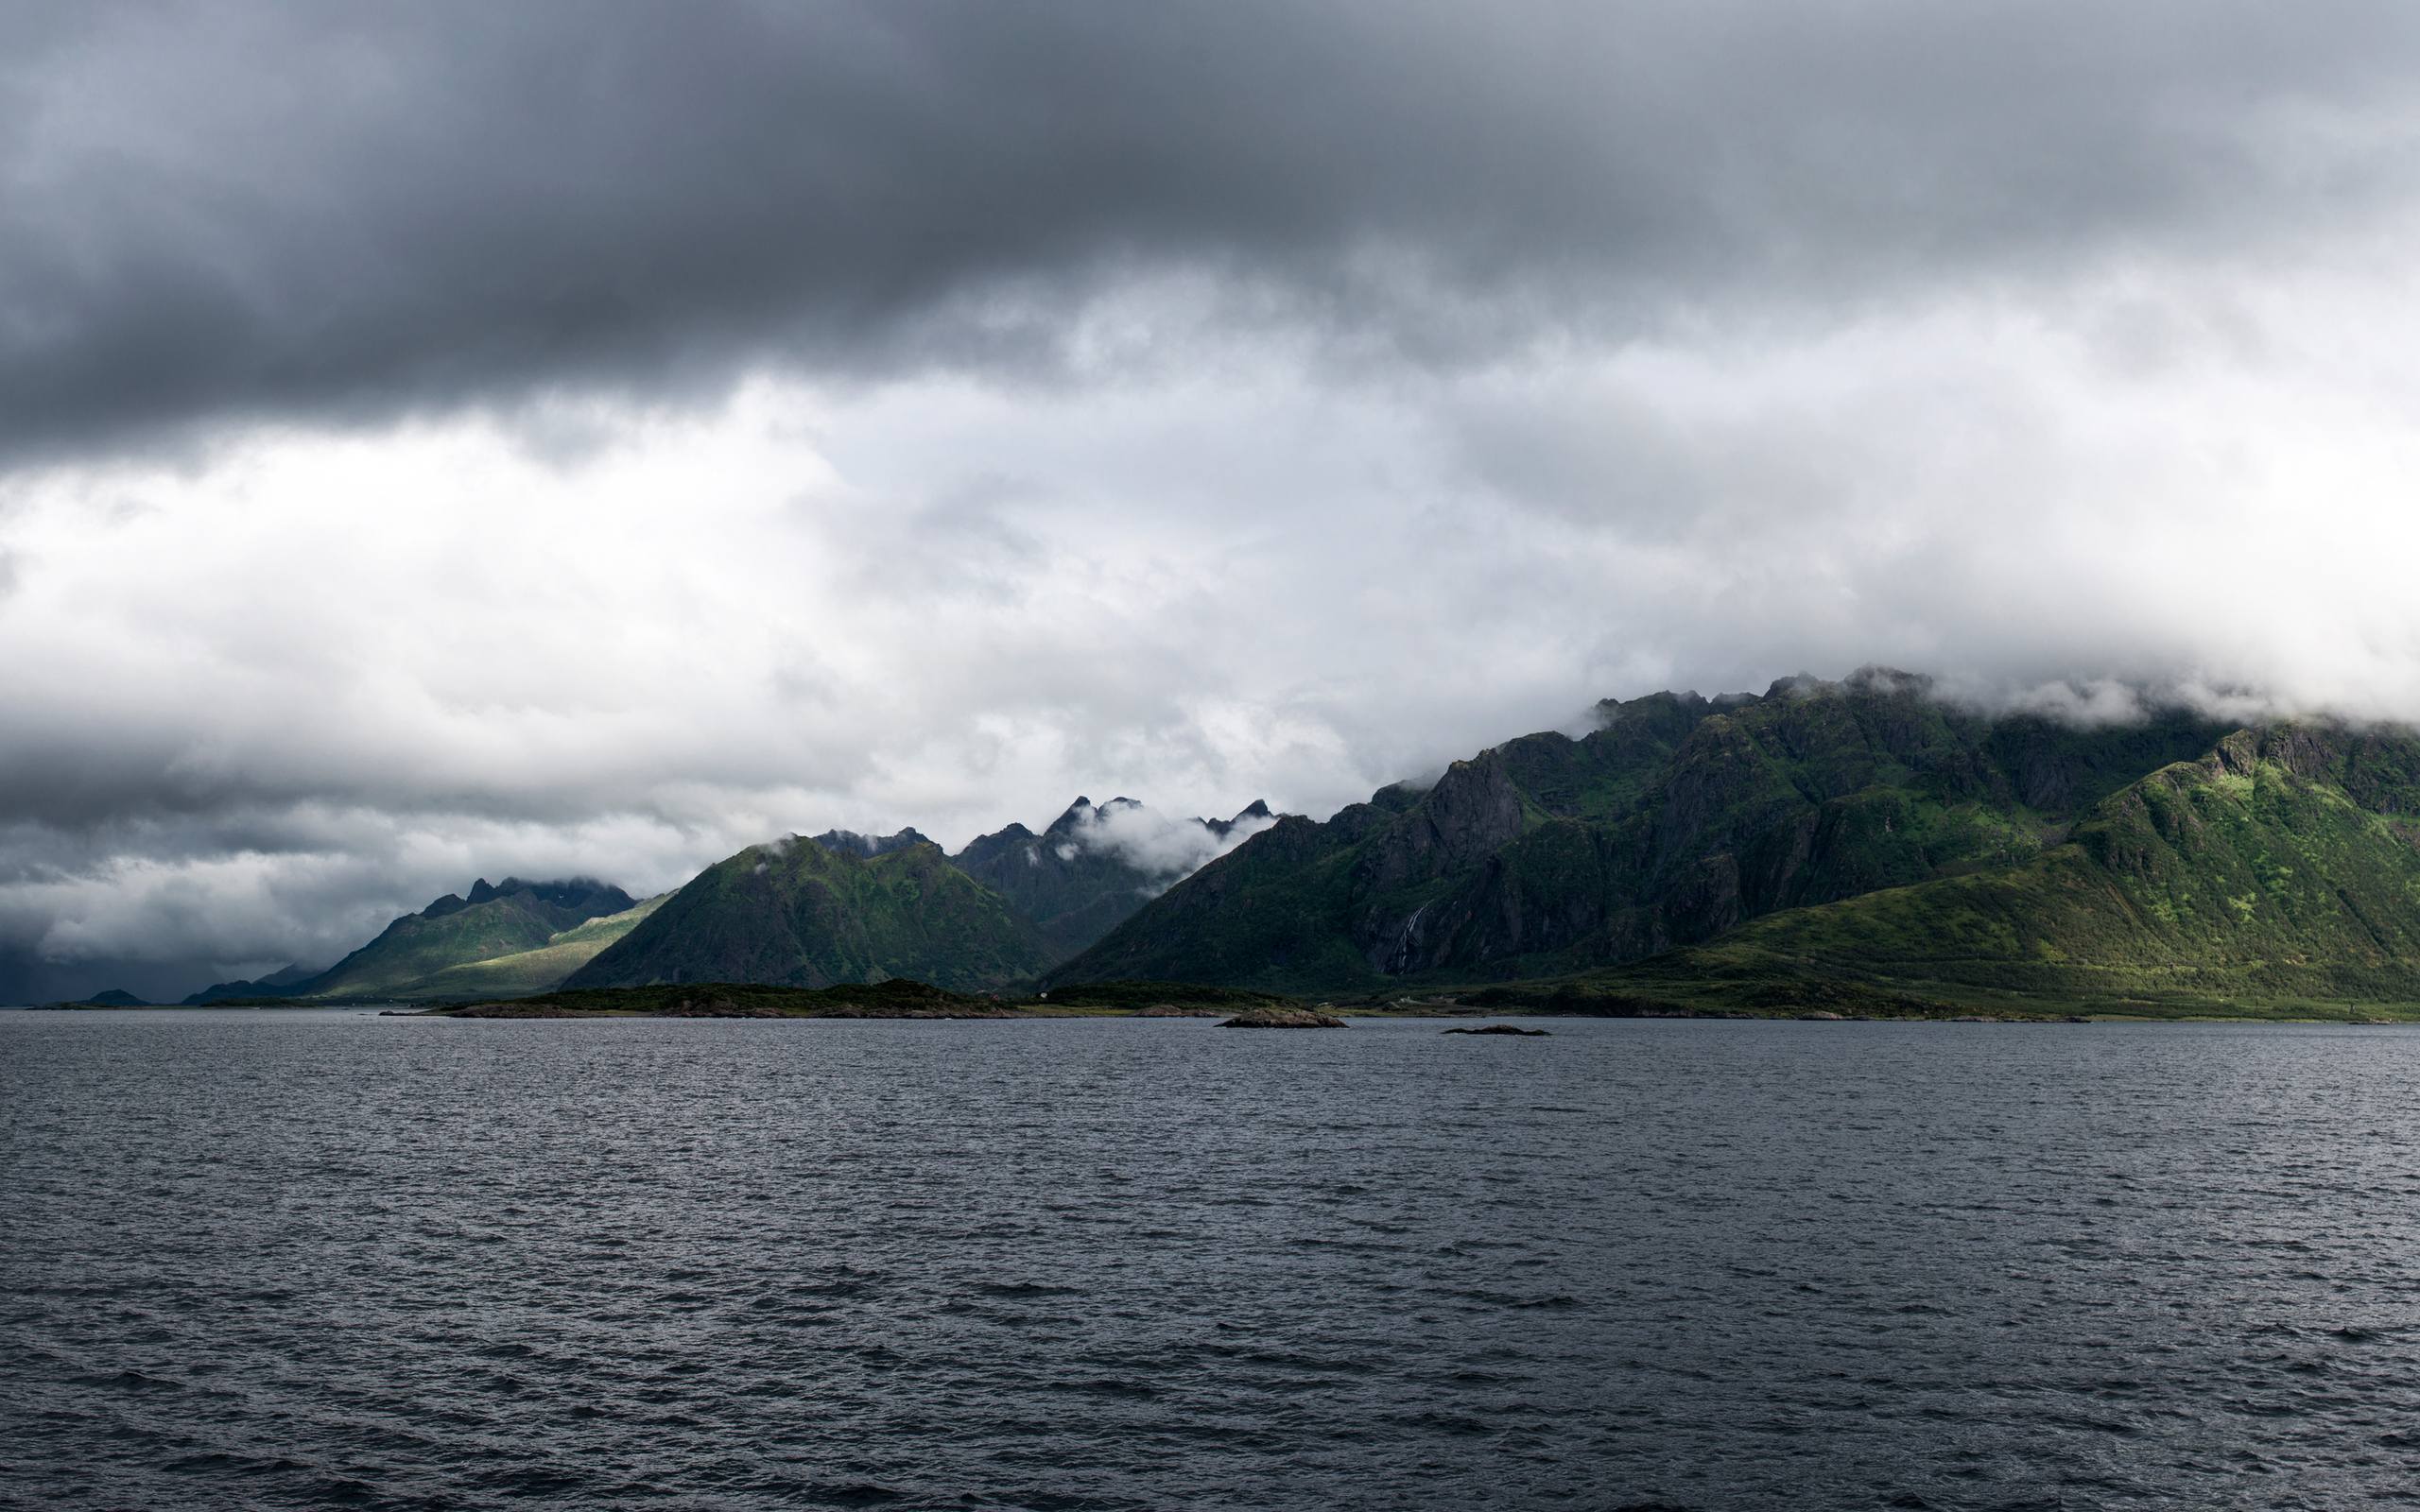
[1060,800,1278,882]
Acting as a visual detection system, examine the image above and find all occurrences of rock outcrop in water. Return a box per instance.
[1442,1023,1549,1036]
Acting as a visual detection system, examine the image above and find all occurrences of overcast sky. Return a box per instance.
[7,0,2420,999]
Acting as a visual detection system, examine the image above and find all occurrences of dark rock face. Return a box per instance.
[1205,799,1274,840]
[476,877,634,919]
[946,799,1159,963]
[1442,1023,1549,1036]
[811,828,934,857]
[948,797,1272,964]
[427,876,633,925]
[1217,1006,1346,1028]
[1351,754,1528,898]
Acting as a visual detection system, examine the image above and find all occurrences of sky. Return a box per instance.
[6,0,2420,1000]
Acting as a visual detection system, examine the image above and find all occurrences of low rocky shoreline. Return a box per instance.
[443,996,1028,1020]
[1216,1006,1348,1028]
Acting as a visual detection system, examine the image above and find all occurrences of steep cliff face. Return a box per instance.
[1047,670,2234,992]
[1349,755,1531,898]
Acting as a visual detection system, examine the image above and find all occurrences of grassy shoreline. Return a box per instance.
[29,971,2420,1023]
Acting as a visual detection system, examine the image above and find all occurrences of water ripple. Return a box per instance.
[9,1011,2420,1508]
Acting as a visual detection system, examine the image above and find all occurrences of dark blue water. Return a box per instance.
[7,1012,2420,1509]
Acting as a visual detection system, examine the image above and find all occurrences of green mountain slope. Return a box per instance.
[1562,724,2420,1015]
[1047,669,2232,993]
[409,892,671,998]
[563,835,1050,992]
[301,877,636,998]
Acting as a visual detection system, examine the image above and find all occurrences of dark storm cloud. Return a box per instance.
[7,0,2418,460]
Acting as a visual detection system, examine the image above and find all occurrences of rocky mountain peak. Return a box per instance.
[811,827,935,857]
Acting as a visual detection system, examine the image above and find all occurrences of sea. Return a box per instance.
[6,1009,2418,1510]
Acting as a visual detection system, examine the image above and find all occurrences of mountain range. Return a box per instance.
[1046,669,2245,995]
[163,672,2420,1015]
[1039,670,2420,1015]
[192,799,1271,1002]
[564,798,1274,992]
[182,877,657,1003]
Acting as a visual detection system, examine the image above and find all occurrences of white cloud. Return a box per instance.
[1062,800,1278,880]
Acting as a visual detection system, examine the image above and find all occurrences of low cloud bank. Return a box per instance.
[1063,799,1277,880]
